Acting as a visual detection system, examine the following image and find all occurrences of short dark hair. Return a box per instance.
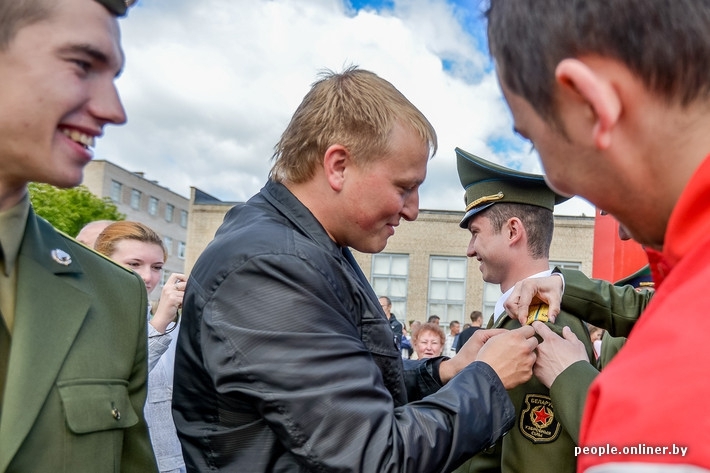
[0,0,53,50]
[483,203,553,259]
[469,310,483,323]
[487,0,710,124]
[427,315,440,323]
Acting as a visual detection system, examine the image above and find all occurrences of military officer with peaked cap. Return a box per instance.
[0,0,157,471]
[452,148,596,473]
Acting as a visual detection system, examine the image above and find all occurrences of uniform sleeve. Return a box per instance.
[559,268,653,337]
[121,273,159,472]
[200,253,514,472]
[549,360,599,445]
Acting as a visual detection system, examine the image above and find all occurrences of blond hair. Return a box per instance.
[95,221,167,261]
[270,66,437,183]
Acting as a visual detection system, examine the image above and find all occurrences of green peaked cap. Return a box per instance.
[456,147,569,228]
[94,0,136,17]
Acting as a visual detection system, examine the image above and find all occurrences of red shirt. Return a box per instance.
[578,154,710,471]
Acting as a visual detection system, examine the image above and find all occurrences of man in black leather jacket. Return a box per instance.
[172,67,538,473]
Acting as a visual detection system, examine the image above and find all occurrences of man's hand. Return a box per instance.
[476,326,538,389]
[504,274,564,325]
[532,322,589,388]
[438,328,508,383]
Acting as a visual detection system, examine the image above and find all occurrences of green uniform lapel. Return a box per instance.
[0,211,90,471]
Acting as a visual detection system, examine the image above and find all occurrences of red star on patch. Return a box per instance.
[533,406,551,425]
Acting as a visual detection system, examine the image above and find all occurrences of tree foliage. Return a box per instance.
[29,183,125,237]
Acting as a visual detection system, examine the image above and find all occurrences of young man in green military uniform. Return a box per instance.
[0,1,157,471]
[453,148,596,473]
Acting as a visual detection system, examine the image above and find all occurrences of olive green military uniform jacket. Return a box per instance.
[464,311,596,473]
[0,209,157,472]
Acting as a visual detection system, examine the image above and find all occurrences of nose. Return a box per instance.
[90,80,127,126]
[401,190,419,221]
[466,237,476,258]
[136,268,152,288]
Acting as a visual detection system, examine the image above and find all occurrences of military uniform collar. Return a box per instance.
[0,194,29,276]
[494,269,552,323]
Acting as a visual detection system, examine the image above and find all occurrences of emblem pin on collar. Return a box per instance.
[51,249,72,266]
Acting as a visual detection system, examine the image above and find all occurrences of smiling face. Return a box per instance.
[110,239,165,294]
[466,212,511,287]
[0,0,126,198]
[337,123,429,253]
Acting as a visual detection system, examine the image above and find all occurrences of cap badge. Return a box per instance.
[51,249,72,266]
[465,191,504,212]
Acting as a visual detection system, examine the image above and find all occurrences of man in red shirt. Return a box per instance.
[485,1,710,471]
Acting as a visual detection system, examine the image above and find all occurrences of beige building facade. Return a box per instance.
[184,187,594,329]
[82,160,189,284]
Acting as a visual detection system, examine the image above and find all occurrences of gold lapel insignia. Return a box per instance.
[51,249,72,266]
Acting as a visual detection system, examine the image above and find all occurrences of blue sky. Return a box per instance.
[97,0,593,216]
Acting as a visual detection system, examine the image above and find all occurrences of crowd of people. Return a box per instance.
[1,0,708,472]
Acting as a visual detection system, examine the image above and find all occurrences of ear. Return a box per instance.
[506,217,525,246]
[555,58,621,150]
[323,144,350,192]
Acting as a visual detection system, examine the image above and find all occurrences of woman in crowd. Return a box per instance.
[412,322,446,359]
[95,221,186,473]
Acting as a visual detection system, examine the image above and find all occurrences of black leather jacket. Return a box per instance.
[173,181,514,472]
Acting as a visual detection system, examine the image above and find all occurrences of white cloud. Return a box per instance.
[96,0,593,216]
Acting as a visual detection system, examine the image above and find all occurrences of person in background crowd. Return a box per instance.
[444,320,461,357]
[172,66,538,472]
[456,310,484,353]
[95,221,186,473]
[379,295,403,350]
[413,322,446,359]
[400,324,413,359]
[427,314,441,325]
[486,1,710,469]
[0,0,156,471]
[75,219,114,247]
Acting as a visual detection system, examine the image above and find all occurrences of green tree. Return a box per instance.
[29,183,125,237]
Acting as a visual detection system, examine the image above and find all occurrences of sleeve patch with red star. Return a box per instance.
[519,393,561,444]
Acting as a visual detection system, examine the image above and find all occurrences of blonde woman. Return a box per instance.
[95,221,185,473]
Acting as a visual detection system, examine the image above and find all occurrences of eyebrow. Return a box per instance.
[59,43,124,77]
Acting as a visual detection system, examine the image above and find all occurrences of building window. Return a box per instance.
[180,210,188,228]
[549,260,581,271]
[148,197,159,216]
[110,180,122,202]
[428,256,467,324]
[177,241,186,259]
[371,253,409,319]
[481,282,503,327]
[161,270,170,288]
[481,260,582,327]
[130,189,142,210]
[165,204,174,222]
[163,236,173,256]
